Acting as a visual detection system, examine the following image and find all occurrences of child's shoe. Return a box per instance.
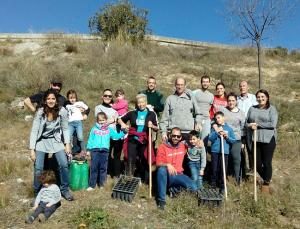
[38,213,46,223]
[86,187,95,191]
[25,215,35,224]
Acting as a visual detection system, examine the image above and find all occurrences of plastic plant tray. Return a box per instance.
[111,175,141,203]
[197,188,223,207]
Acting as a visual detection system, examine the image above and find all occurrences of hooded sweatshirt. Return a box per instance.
[86,123,125,151]
[156,141,187,174]
[160,90,197,134]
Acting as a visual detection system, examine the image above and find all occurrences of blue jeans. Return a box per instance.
[34,150,69,196]
[200,117,211,148]
[188,161,203,190]
[157,166,197,203]
[89,149,109,188]
[31,201,61,220]
[69,121,85,151]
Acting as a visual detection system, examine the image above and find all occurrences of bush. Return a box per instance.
[89,0,148,43]
[266,46,288,58]
[73,207,110,228]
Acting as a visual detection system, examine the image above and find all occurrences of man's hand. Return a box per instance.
[30,150,36,162]
[65,144,71,154]
[82,114,88,121]
[199,170,204,176]
[167,164,177,176]
[195,123,202,132]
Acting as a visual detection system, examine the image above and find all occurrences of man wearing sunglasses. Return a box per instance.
[156,127,197,210]
[24,77,67,113]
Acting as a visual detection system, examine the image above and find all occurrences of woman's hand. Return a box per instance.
[199,170,204,176]
[65,144,71,154]
[30,149,36,162]
[249,123,258,130]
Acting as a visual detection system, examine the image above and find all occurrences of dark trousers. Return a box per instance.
[254,137,276,183]
[31,201,61,220]
[127,139,147,180]
[229,140,242,183]
[109,139,124,178]
[211,152,228,189]
[89,149,109,188]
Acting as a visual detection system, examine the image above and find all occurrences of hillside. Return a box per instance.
[0,36,299,228]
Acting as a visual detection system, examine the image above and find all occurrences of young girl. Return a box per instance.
[86,112,126,190]
[111,88,128,117]
[65,90,89,156]
[25,171,61,224]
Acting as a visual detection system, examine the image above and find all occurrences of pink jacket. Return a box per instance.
[112,99,128,116]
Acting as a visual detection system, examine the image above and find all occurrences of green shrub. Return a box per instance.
[89,0,148,43]
[73,207,109,229]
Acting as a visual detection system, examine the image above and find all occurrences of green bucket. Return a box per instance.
[69,160,89,191]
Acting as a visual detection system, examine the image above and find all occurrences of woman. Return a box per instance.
[246,89,278,194]
[29,89,74,201]
[219,92,245,184]
[94,89,120,178]
[210,82,227,119]
[119,94,158,181]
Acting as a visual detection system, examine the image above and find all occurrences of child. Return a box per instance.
[209,111,236,194]
[111,88,128,117]
[86,112,126,191]
[65,89,89,157]
[187,130,206,190]
[25,171,61,224]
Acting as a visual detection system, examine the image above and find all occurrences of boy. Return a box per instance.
[209,111,236,194]
[187,130,206,190]
[25,171,61,223]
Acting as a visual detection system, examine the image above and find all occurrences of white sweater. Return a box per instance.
[66,101,88,122]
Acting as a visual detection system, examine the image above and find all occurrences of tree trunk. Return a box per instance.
[256,41,262,89]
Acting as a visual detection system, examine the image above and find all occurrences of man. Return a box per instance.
[156,127,197,210]
[160,77,198,141]
[237,81,258,173]
[237,81,257,116]
[193,75,214,146]
[139,75,164,117]
[24,78,66,112]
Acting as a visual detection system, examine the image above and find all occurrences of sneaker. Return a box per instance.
[157,201,166,211]
[86,187,95,191]
[62,192,74,201]
[38,213,46,223]
[25,215,35,224]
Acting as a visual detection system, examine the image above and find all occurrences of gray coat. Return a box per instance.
[160,90,197,134]
[29,107,70,150]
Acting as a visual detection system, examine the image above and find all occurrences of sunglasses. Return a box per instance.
[171,134,182,139]
[52,83,62,87]
[103,94,113,98]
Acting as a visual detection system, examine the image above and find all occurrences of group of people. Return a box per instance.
[24,74,278,222]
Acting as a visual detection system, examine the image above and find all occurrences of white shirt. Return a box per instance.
[66,101,88,122]
[237,93,257,116]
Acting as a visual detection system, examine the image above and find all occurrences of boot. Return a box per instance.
[261,185,270,194]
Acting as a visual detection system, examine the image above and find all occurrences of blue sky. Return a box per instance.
[0,0,299,49]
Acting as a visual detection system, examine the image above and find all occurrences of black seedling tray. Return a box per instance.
[197,188,223,207]
[111,175,141,203]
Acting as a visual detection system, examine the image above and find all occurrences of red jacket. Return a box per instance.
[122,127,155,164]
[156,141,187,174]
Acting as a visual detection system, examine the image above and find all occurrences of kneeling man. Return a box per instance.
[156,127,197,210]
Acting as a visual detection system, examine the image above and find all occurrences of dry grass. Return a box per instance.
[0,38,299,228]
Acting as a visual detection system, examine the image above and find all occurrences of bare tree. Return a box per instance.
[225,0,298,89]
